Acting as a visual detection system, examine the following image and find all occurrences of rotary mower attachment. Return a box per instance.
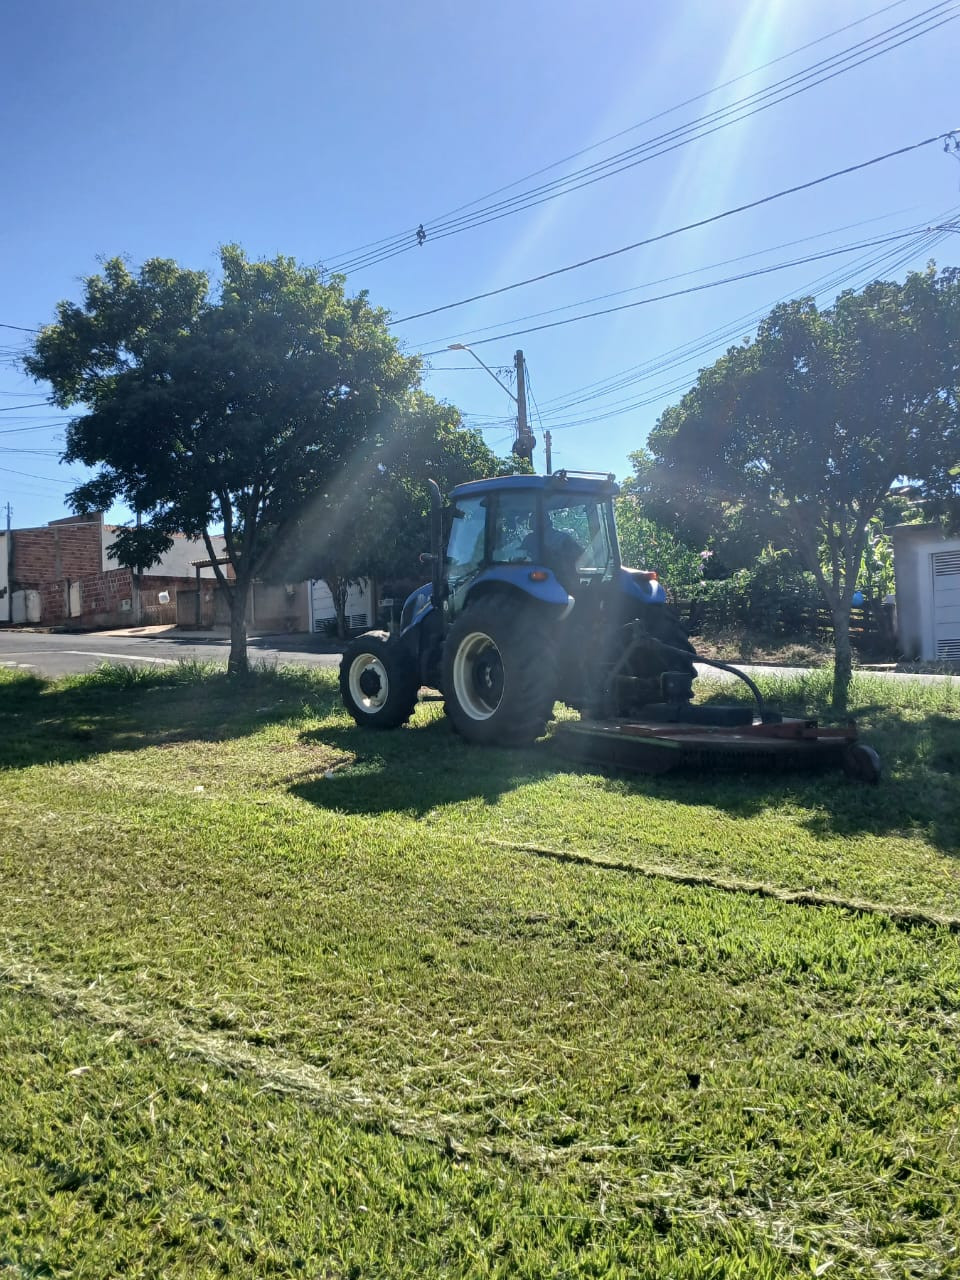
[555,639,882,784]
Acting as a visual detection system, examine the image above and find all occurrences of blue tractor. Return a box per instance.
[339,470,699,746]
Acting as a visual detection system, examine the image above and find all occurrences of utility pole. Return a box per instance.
[447,342,537,470]
[513,349,536,467]
[544,430,553,475]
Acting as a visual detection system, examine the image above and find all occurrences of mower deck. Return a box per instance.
[555,716,881,782]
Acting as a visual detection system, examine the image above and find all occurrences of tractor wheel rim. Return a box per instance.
[453,630,504,720]
[348,653,389,712]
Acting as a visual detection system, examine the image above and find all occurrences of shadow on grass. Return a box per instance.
[292,712,832,825]
[695,681,960,854]
[0,663,338,772]
[294,700,960,856]
[291,715,554,815]
[793,708,960,853]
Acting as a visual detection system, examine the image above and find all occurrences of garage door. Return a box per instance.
[932,549,960,660]
[309,579,372,633]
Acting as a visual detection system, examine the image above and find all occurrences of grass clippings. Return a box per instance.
[1,661,958,1277]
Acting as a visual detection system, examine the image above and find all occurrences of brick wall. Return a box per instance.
[36,580,69,622]
[13,520,102,587]
[77,568,134,628]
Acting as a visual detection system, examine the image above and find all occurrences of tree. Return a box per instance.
[645,267,960,709]
[260,394,508,636]
[24,247,483,673]
[614,493,707,598]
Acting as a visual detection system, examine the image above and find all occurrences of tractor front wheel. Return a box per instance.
[443,596,556,746]
[340,632,419,729]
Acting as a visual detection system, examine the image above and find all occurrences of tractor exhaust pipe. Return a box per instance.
[427,479,443,608]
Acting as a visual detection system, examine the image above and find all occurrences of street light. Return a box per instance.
[447,343,517,402]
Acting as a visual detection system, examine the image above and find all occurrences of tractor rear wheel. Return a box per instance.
[443,596,556,746]
[340,631,419,729]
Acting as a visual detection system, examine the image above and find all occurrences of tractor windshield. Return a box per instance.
[542,495,616,578]
[446,496,487,590]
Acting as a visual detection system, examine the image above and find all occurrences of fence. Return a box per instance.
[674,595,897,659]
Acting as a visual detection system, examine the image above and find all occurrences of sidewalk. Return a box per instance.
[98,623,346,656]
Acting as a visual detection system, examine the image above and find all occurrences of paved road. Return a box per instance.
[0,628,341,679]
[1,627,957,687]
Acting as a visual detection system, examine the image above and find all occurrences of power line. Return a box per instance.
[353,0,926,257]
[332,5,957,273]
[536,218,958,419]
[0,419,72,431]
[417,225,955,355]
[457,221,954,432]
[415,206,921,349]
[462,215,957,420]
[324,0,922,266]
[523,360,544,434]
[0,464,74,486]
[0,401,50,412]
[540,229,953,432]
[398,130,956,331]
[477,229,948,428]
[0,447,62,456]
[421,364,516,373]
[0,322,37,334]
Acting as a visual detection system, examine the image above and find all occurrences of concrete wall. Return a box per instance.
[890,523,960,660]
[251,581,309,633]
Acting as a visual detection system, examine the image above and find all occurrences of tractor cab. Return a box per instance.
[444,471,621,615]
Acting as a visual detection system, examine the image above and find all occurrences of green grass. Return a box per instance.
[1,663,959,1277]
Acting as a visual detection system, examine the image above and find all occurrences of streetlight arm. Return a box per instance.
[447,344,517,402]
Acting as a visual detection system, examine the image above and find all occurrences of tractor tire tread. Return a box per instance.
[340,631,419,729]
[443,595,556,746]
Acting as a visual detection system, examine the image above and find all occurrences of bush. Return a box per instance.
[686,550,820,638]
[614,497,706,597]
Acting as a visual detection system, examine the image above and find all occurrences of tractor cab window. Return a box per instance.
[490,492,537,564]
[542,496,616,580]
[445,497,487,589]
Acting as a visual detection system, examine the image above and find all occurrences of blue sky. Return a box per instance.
[1,0,958,529]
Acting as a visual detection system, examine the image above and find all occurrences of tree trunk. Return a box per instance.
[831,601,853,714]
[330,576,349,640]
[227,579,250,677]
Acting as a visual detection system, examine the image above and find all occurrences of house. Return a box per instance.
[3,512,225,630]
[3,510,382,636]
[890,523,960,661]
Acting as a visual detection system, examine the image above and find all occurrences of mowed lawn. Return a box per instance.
[0,663,958,1279]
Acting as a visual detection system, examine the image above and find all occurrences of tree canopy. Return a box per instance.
[262,392,507,633]
[644,266,960,707]
[25,247,500,670]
